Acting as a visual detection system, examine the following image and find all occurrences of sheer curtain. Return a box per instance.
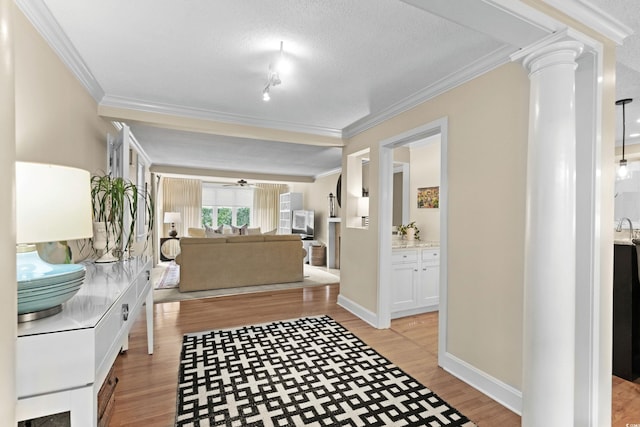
[160,177,202,237]
[253,184,288,233]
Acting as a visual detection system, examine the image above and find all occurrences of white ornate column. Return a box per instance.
[521,40,584,426]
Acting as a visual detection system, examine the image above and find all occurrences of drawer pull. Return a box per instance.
[146,270,150,280]
[122,303,129,321]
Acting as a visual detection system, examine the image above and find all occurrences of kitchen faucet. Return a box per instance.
[616,217,634,240]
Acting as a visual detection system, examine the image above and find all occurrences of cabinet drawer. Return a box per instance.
[136,268,151,298]
[421,249,440,264]
[95,279,138,372]
[392,250,418,263]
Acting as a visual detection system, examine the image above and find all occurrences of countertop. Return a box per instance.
[392,240,440,249]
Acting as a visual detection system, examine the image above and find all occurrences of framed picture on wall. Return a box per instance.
[418,186,439,208]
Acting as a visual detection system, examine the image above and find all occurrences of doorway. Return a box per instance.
[377,118,448,365]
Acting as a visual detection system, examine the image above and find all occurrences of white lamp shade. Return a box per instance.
[16,162,93,244]
[164,212,181,223]
[357,197,369,217]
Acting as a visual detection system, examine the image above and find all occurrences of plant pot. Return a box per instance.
[405,228,415,241]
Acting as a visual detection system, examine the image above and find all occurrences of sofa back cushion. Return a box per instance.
[226,235,265,243]
[187,227,206,238]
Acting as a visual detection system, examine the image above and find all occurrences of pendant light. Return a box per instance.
[617,98,633,179]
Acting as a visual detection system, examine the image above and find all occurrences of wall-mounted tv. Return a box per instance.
[292,210,314,239]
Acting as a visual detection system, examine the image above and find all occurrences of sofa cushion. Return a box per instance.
[180,237,227,245]
[246,227,262,235]
[226,235,265,243]
[188,227,206,238]
[263,234,302,242]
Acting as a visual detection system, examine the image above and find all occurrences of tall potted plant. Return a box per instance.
[90,174,154,261]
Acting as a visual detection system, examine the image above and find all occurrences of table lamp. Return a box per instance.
[164,212,181,237]
[16,162,93,322]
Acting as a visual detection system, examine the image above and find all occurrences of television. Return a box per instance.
[292,210,314,239]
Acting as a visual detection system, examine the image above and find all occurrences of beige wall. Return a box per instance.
[14,8,115,262]
[409,138,440,242]
[341,62,530,388]
[14,9,112,175]
[1,0,16,422]
[289,171,342,246]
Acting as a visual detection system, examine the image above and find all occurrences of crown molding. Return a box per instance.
[100,95,343,139]
[149,164,315,183]
[315,167,342,180]
[343,44,515,138]
[541,0,633,45]
[15,0,105,103]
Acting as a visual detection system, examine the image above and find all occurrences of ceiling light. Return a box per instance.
[616,98,632,179]
[275,41,291,74]
[261,41,287,101]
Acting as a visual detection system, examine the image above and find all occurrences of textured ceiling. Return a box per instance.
[589,0,640,146]
[129,125,343,178]
[31,0,622,180]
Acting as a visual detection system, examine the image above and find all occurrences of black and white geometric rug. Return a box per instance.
[176,315,475,427]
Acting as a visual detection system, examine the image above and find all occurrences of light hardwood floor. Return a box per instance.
[109,284,640,426]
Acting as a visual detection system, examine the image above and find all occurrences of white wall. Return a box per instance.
[289,171,342,246]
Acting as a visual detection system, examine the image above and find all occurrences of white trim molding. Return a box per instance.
[541,0,633,45]
[100,95,344,140]
[440,352,523,415]
[337,294,378,328]
[343,45,514,138]
[15,0,104,103]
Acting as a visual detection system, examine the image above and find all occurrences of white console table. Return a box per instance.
[16,257,154,426]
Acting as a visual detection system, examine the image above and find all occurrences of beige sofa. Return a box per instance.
[175,234,306,292]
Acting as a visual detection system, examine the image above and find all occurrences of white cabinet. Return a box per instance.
[391,247,439,318]
[16,257,154,426]
[278,192,303,234]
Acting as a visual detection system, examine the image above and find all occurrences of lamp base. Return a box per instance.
[18,304,62,323]
[17,248,86,322]
[95,250,119,263]
[169,229,178,238]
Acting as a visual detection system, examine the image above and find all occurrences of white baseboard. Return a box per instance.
[338,293,522,415]
[337,294,379,328]
[440,351,522,415]
[390,304,438,320]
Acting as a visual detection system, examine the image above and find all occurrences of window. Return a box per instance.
[202,184,253,227]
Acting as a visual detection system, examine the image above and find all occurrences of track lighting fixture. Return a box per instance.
[262,41,286,101]
[617,98,633,179]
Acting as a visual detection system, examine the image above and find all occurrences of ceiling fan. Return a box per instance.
[223,179,257,188]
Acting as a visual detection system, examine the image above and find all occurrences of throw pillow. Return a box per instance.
[246,227,262,235]
[204,224,223,237]
[232,224,248,235]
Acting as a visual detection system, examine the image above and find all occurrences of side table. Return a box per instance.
[160,237,181,261]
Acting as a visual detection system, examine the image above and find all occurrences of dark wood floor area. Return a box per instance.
[109,284,640,426]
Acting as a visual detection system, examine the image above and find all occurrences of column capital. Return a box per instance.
[522,40,584,76]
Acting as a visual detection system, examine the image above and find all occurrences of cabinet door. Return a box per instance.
[391,263,419,312]
[419,249,440,307]
[419,263,439,307]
